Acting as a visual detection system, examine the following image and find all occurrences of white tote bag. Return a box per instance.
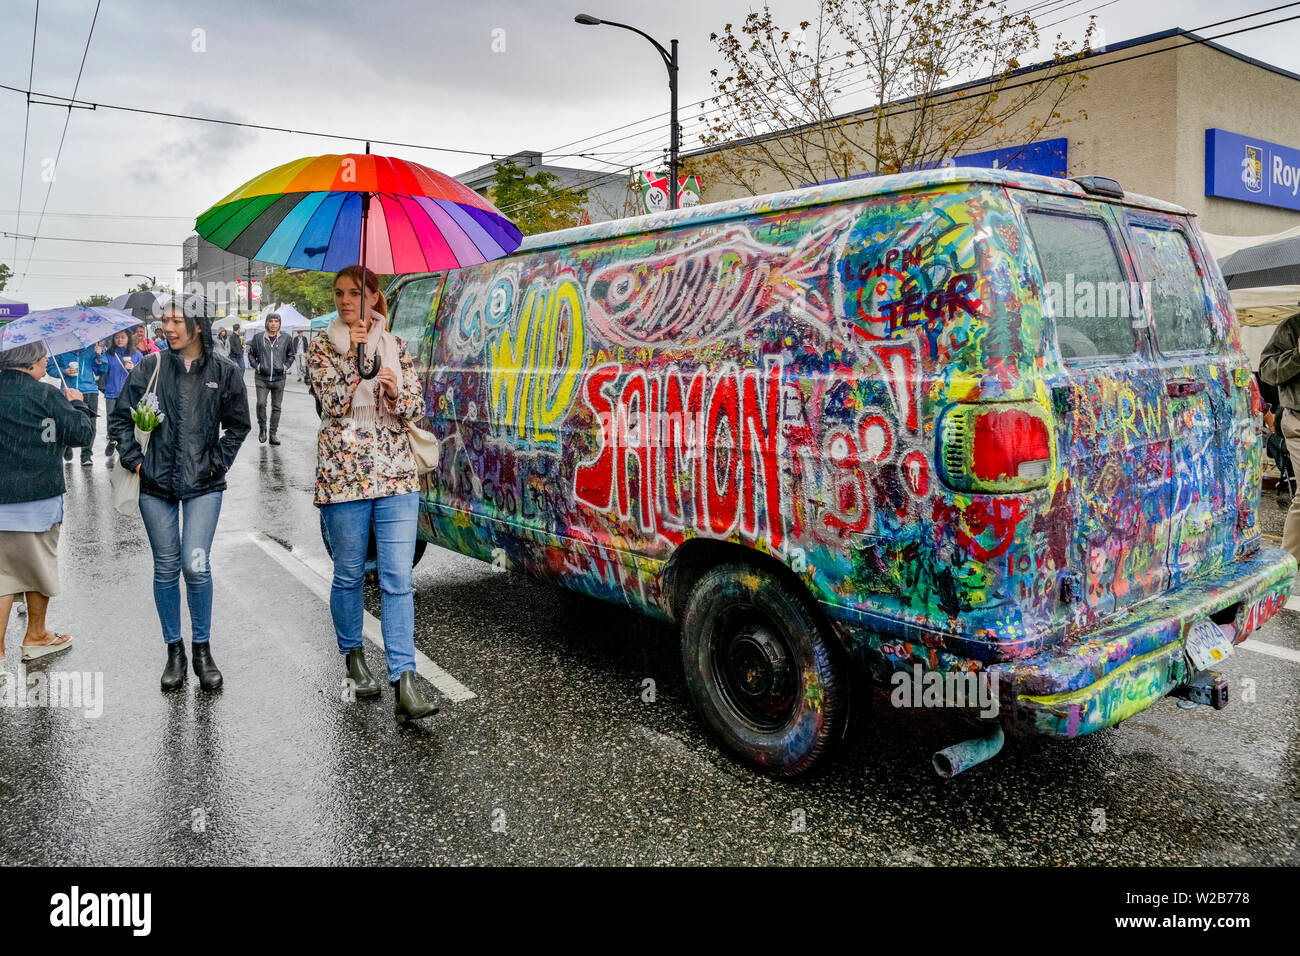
[109,355,162,517]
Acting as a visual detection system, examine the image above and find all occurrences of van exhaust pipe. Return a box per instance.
[932,725,1005,778]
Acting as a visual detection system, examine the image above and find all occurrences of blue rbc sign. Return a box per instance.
[808,138,1068,187]
[954,138,1068,178]
[1205,128,1300,212]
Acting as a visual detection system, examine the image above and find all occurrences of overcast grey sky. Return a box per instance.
[2,0,1298,307]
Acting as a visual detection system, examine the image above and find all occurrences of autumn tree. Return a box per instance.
[697,0,1097,195]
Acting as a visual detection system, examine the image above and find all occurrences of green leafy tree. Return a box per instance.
[77,294,113,306]
[0,263,11,292]
[490,163,589,235]
[263,267,396,317]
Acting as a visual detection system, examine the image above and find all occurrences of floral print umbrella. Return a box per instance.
[0,305,141,356]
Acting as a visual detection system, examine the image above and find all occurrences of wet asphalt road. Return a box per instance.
[1,373,1298,866]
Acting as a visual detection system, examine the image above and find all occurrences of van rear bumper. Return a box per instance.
[994,546,1295,739]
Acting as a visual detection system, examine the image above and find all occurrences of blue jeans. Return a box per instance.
[319,493,418,683]
[139,491,223,645]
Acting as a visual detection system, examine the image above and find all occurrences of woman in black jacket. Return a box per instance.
[0,340,95,672]
[110,300,251,692]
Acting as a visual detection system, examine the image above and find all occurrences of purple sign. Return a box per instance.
[0,297,29,320]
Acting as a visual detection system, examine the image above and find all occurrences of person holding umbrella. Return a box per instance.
[307,266,438,722]
[110,298,251,692]
[196,148,522,720]
[0,341,95,670]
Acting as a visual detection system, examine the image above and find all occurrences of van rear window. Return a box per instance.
[1127,224,1214,353]
[390,275,443,345]
[1025,210,1136,361]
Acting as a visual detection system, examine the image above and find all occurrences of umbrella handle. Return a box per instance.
[356,343,381,379]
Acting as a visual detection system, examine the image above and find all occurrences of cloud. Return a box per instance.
[125,101,258,185]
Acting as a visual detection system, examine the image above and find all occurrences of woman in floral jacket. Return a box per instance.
[307,265,439,723]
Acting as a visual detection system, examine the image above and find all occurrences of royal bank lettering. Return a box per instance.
[1206,127,1300,211]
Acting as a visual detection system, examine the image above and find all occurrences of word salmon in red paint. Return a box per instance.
[575,362,786,551]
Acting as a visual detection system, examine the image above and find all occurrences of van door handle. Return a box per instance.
[1166,378,1204,397]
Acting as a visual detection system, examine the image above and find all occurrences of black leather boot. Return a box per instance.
[268,432,280,445]
[392,671,439,723]
[191,641,224,692]
[161,642,187,692]
[258,422,268,443]
[345,648,381,698]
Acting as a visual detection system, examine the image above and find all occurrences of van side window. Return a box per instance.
[1127,225,1214,353]
[1025,211,1136,361]
[389,275,444,346]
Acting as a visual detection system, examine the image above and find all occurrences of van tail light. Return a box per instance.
[938,402,1055,493]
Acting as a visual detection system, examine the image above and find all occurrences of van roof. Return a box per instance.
[517,166,1191,255]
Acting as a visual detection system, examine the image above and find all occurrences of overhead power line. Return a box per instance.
[541,0,1096,160]
[503,4,1300,216]
[14,1,39,268]
[15,0,101,294]
[687,3,1300,161]
[4,232,178,248]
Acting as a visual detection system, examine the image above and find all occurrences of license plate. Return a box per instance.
[1184,619,1234,672]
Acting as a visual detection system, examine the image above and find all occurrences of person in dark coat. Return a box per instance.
[0,340,95,673]
[109,299,251,693]
[248,313,294,444]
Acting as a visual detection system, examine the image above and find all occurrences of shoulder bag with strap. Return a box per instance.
[109,353,163,517]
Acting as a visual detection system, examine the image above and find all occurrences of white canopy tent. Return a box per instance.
[1202,226,1300,368]
[1202,226,1300,327]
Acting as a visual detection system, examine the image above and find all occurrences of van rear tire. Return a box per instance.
[681,561,847,777]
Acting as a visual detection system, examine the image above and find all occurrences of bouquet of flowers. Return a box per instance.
[131,392,164,433]
[130,392,164,447]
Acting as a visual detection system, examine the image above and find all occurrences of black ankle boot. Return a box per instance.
[392,671,439,723]
[345,648,381,698]
[258,423,267,443]
[161,642,187,692]
[268,432,280,445]
[191,641,223,692]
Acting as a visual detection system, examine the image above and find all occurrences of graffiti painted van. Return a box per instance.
[380,167,1295,777]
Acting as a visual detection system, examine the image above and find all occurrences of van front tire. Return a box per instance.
[681,562,846,777]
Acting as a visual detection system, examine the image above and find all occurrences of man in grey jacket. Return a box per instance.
[249,313,294,445]
[1259,310,1300,561]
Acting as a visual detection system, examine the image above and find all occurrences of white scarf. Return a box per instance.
[326,308,401,428]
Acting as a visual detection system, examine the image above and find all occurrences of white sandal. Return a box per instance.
[21,633,72,661]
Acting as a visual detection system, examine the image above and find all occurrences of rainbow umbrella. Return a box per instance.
[195,148,522,274]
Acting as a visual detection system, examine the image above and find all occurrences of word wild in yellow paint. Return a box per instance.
[489,279,587,448]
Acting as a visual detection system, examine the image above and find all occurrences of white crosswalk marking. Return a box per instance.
[1237,639,1300,665]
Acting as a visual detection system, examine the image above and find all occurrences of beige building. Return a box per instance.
[688,28,1300,238]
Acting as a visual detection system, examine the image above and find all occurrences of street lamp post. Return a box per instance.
[123,273,156,290]
[575,13,680,210]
